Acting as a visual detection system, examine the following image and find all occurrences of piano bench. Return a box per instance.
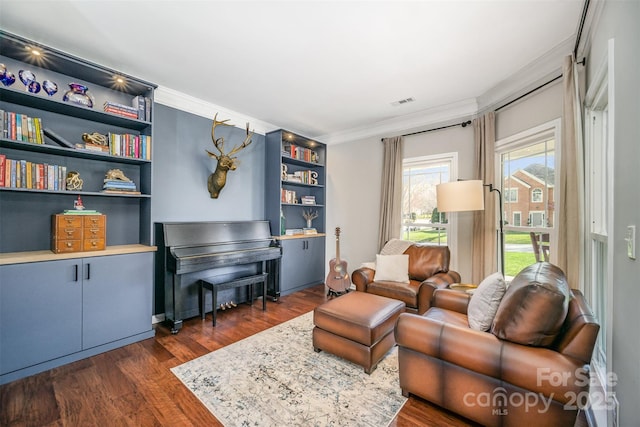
[200,272,269,326]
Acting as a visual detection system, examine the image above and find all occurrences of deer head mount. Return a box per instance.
[205,113,254,198]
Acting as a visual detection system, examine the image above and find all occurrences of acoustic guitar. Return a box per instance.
[326,227,351,296]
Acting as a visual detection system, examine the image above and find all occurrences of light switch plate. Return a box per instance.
[625,225,635,259]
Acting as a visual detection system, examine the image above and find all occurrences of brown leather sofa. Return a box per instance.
[352,245,460,314]
[395,263,600,427]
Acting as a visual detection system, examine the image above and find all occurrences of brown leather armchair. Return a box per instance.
[395,263,600,427]
[352,245,460,314]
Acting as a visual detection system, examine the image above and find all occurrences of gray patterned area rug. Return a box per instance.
[171,311,407,426]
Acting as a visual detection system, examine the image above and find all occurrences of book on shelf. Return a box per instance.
[285,228,304,236]
[283,143,319,163]
[0,155,66,190]
[132,95,153,121]
[108,132,151,160]
[101,189,142,195]
[1,111,45,144]
[303,228,318,235]
[103,179,138,192]
[301,195,316,205]
[75,142,109,152]
[63,209,101,215]
[0,154,5,187]
[281,188,297,204]
[43,128,75,149]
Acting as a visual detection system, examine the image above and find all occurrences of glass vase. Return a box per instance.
[63,83,94,108]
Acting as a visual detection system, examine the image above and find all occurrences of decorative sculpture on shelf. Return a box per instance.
[310,171,319,185]
[105,168,131,181]
[205,113,254,198]
[302,209,318,228]
[66,171,83,190]
[73,195,85,210]
[82,132,108,147]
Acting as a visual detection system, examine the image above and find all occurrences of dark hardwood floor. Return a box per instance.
[0,284,584,427]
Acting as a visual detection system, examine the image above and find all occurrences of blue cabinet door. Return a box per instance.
[82,253,153,349]
[0,260,82,375]
[280,236,325,294]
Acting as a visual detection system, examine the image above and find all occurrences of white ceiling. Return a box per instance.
[0,0,584,144]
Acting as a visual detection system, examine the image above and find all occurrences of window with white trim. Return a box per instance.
[495,120,559,278]
[531,188,543,202]
[512,212,521,227]
[402,153,457,247]
[504,188,518,202]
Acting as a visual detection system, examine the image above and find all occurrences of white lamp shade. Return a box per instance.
[436,180,485,212]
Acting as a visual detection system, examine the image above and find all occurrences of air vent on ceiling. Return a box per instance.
[391,97,415,106]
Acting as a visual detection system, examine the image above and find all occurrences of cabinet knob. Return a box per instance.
[91,241,97,246]
[66,231,73,236]
[66,242,72,247]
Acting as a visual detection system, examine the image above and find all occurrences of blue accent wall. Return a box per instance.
[151,104,266,222]
[151,104,268,315]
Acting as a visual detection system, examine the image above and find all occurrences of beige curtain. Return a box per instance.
[378,136,404,251]
[558,55,584,289]
[472,112,497,283]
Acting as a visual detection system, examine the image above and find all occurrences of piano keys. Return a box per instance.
[155,221,282,333]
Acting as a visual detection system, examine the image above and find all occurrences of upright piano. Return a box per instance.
[155,221,282,333]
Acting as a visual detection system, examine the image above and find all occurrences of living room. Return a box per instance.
[1,1,639,426]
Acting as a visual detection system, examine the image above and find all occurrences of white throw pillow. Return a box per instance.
[373,254,410,284]
[467,272,507,331]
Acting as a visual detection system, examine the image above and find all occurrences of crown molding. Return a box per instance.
[477,37,573,112]
[319,98,478,145]
[154,86,278,135]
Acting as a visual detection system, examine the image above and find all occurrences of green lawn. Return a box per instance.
[505,251,537,277]
[402,229,538,277]
[504,231,535,244]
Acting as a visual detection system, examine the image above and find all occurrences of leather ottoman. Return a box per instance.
[313,291,405,374]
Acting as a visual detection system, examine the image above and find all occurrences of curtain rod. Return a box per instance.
[495,74,562,112]
[381,120,471,141]
[573,0,590,59]
[382,0,589,141]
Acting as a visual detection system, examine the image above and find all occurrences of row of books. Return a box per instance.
[281,189,297,204]
[102,178,140,195]
[284,228,318,236]
[301,195,316,205]
[282,144,319,163]
[103,96,152,122]
[103,101,139,119]
[108,133,152,160]
[284,170,319,185]
[132,96,152,122]
[0,154,67,190]
[0,110,45,144]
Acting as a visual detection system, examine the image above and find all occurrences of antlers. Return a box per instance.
[206,113,254,159]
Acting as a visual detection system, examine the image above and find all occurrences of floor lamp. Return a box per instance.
[436,180,505,275]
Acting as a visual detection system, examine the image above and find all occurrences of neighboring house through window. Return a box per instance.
[495,119,559,278]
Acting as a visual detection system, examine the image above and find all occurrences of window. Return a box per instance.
[402,153,457,246]
[495,120,560,279]
[528,211,546,227]
[512,212,521,227]
[531,188,543,202]
[504,188,518,202]
[584,43,614,425]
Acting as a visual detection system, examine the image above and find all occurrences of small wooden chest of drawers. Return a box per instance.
[52,214,106,253]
